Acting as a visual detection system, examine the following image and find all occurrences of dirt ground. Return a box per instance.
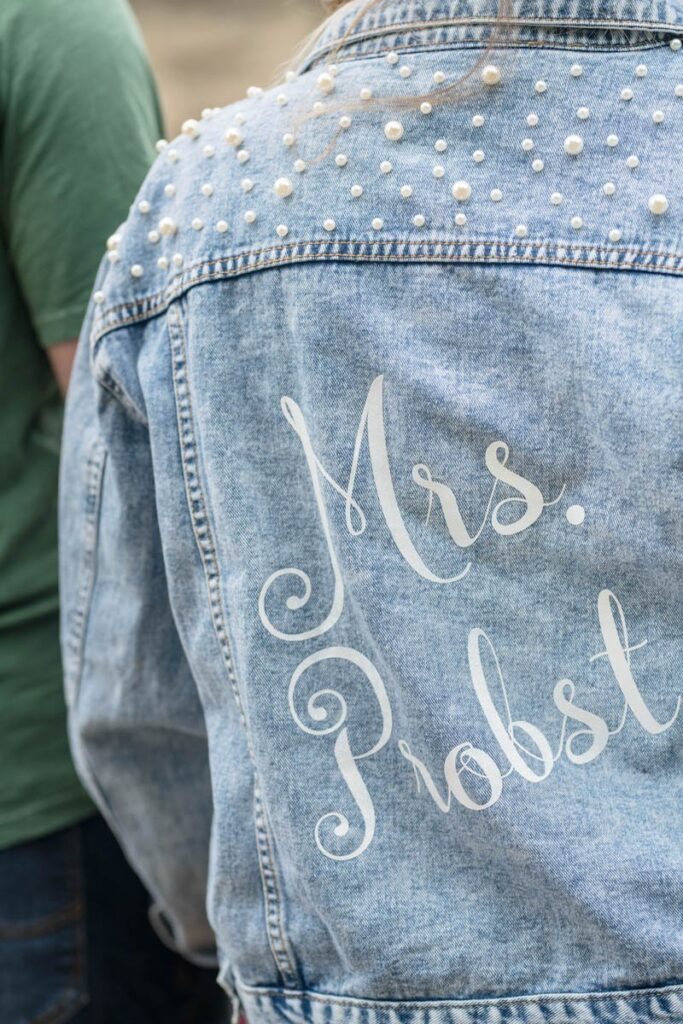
[130,0,324,136]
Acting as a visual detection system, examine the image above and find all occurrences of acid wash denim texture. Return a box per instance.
[59,2,683,1021]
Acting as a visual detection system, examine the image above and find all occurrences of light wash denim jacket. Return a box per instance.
[60,2,683,1021]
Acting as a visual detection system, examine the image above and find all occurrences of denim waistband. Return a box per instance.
[300,0,683,70]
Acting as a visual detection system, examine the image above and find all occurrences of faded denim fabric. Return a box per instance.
[59,2,683,1022]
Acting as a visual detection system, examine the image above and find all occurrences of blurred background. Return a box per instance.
[130,0,327,136]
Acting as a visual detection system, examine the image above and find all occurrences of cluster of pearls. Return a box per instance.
[97,39,683,299]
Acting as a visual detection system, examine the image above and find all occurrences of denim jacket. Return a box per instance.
[60,2,683,1021]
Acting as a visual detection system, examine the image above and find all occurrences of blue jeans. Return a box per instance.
[0,814,229,1024]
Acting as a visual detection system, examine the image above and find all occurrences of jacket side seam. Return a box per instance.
[166,302,300,990]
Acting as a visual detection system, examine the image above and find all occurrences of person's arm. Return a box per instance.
[0,0,163,387]
[59,312,217,964]
[46,339,78,397]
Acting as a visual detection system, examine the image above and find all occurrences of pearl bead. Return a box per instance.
[481,64,501,85]
[276,93,288,106]
[454,212,467,226]
[384,120,404,141]
[386,51,399,65]
[147,230,160,244]
[433,165,445,178]
[172,253,183,267]
[234,112,246,125]
[515,224,528,238]
[399,65,412,78]
[157,256,169,270]
[473,149,485,163]
[106,233,120,250]
[380,160,392,173]
[244,210,256,223]
[203,144,215,158]
[273,177,293,198]
[626,154,639,168]
[246,86,263,98]
[130,264,144,278]
[360,87,373,100]
[564,134,584,155]
[216,220,229,233]
[648,193,669,215]
[283,133,295,147]
[676,83,683,97]
[181,118,200,138]
[201,183,213,197]
[577,106,590,119]
[532,158,544,172]
[527,113,539,126]
[652,109,665,123]
[237,150,250,164]
[107,250,120,263]
[521,138,534,151]
[155,139,168,153]
[276,224,289,238]
[225,126,244,147]
[570,63,583,76]
[138,199,151,214]
[433,71,446,84]
[372,217,384,229]
[400,184,413,198]
[420,102,433,115]
[323,218,336,231]
[635,64,648,77]
[351,184,363,198]
[472,114,485,127]
[93,290,105,304]
[164,183,176,197]
[671,38,682,50]
[192,217,204,230]
[620,87,634,100]
[490,188,503,202]
[294,159,307,173]
[606,133,619,147]
[241,178,254,192]
[566,504,586,526]
[608,228,622,242]
[413,214,426,226]
[335,154,348,167]
[312,102,325,115]
[550,192,563,205]
[167,148,180,163]
[570,215,583,229]
[435,139,447,152]
[339,115,352,129]
[603,181,616,195]
[535,80,547,93]
[451,180,472,201]
[159,216,177,236]
[285,70,297,83]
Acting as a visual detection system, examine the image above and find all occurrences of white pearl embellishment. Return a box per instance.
[451,180,472,201]
[648,193,669,214]
[481,64,501,85]
[564,134,584,155]
[384,120,404,141]
[273,177,293,198]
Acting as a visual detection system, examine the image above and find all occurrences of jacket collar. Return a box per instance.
[299,0,683,71]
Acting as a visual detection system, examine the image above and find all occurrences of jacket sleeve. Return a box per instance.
[59,303,217,966]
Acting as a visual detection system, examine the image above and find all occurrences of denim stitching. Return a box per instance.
[167,304,300,989]
[64,440,107,706]
[91,237,683,346]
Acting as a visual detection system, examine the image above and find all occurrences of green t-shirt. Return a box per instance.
[0,0,163,850]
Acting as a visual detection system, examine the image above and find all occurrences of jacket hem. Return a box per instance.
[235,979,683,1024]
